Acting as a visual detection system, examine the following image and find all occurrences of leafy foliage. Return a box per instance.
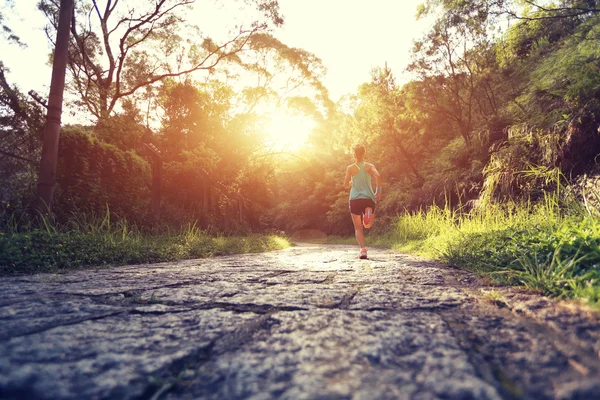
[0,62,45,207]
[53,127,151,223]
[37,0,285,120]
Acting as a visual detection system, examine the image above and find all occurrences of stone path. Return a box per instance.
[1,244,600,400]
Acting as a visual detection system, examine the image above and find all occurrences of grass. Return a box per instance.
[378,195,600,305]
[481,289,505,303]
[0,211,291,275]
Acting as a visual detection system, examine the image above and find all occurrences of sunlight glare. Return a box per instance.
[264,109,316,151]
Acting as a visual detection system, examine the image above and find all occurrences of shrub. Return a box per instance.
[53,127,151,223]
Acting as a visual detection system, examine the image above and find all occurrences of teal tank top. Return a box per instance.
[350,162,376,202]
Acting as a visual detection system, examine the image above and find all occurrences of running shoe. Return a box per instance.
[359,247,368,259]
[363,207,373,227]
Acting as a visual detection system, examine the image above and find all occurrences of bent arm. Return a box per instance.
[367,164,382,200]
[368,164,382,189]
[344,166,352,189]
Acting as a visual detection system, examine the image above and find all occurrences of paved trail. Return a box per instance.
[1,244,600,400]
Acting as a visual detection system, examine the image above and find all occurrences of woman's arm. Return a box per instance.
[343,166,353,189]
[367,163,382,200]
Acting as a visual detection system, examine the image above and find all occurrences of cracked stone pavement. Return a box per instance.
[1,244,600,400]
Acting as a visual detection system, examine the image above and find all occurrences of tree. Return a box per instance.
[37,0,74,212]
[38,0,284,121]
[156,78,272,230]
[409,1,499,147]
[93,101,148,150]
[0,64,44,164]
[351,65,425,184]
[158,79,232,160]
[238,33,334,117]
[504,0,600,20]
[0,63,45,204]
[423,0,600,21]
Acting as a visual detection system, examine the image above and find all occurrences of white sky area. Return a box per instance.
[275,0,432,99]
[0,0,434,149]
[0,0,431,101]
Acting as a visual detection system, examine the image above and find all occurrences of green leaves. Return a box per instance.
[54,127,151,223]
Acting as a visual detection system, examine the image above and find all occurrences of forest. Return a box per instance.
[2,0,600,304]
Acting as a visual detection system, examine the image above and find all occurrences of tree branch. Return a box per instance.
[499,0,600,21]
[91,0,116,88]
[109,26,260,113]
[0,148,36,165]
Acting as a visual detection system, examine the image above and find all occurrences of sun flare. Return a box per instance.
[263,109,316,151]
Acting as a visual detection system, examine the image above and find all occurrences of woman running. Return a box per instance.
[343,144,382,259]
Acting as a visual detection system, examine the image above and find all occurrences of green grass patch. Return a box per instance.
[382,199,600,305]
[0,212,290,275]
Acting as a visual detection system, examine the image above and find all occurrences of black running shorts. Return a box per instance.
[349,198,375,216]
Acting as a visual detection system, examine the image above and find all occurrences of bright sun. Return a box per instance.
[263,109,317,151]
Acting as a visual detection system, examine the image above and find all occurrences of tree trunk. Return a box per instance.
[458,121,472,148]
[99,90,109,121]
[394,141,424,185]
[36,0,74,212]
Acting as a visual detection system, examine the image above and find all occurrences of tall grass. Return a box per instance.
[0,209,290,275]
[388,190,600,305]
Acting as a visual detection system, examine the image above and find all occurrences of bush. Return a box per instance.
[53,127,151,223]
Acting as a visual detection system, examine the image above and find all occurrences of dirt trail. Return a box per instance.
[1,244,600,399]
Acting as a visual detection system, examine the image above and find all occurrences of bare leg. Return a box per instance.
[351,213,365,248]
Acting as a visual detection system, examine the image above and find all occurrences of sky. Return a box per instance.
[0,0,432,102]
[274,0,432,99]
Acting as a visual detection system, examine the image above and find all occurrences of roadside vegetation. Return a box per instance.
[0,210,290,275]
[389,199,600,305]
